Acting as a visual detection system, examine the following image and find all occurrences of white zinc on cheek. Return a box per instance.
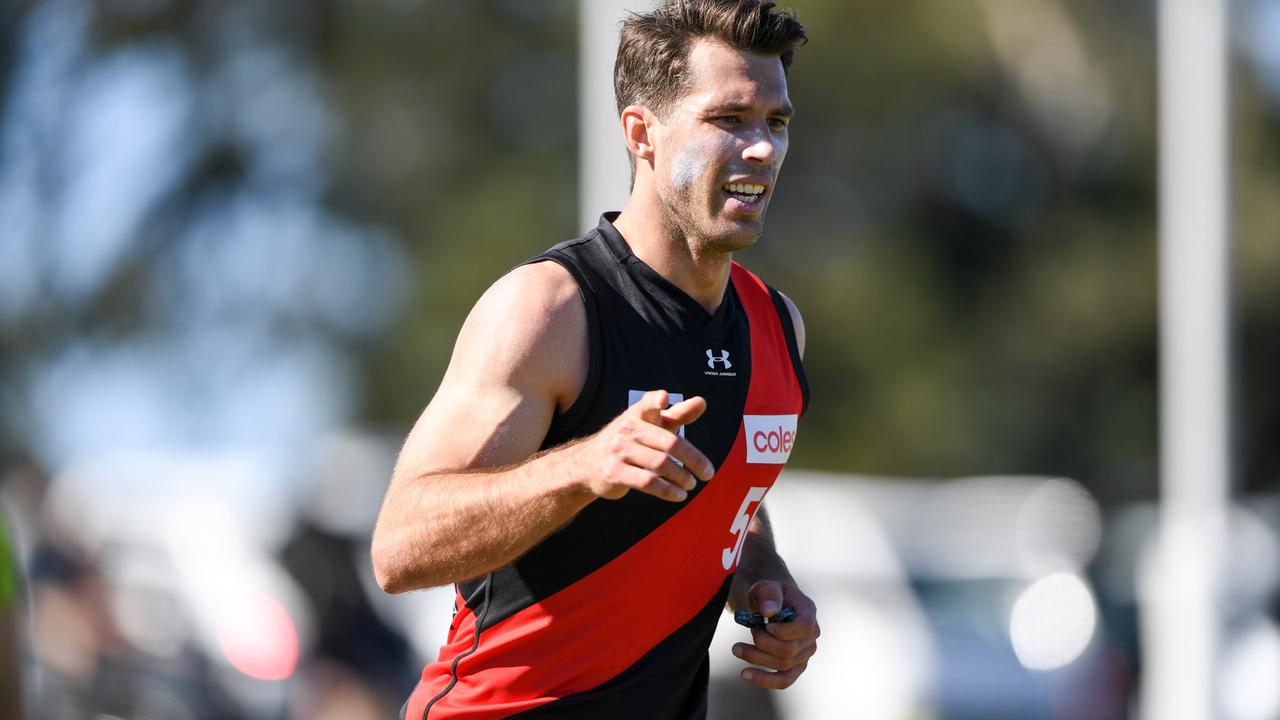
[667,140,714,192]
[667,133,736,192]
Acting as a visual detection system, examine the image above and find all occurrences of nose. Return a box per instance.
[741,124,779,165]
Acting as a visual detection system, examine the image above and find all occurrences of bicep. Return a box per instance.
[399,378,556,478]
[393,263,587,480]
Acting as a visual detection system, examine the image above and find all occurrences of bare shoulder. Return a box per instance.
[776,290,805,360]
[451,260,587,408]
[476,260,582,331]
[396,260,587,476]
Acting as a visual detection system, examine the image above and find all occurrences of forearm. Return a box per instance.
[722,504,820,691]
[372,442,595,593]
[728,505,794,612]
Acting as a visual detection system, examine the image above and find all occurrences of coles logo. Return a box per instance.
[743,414,799,464]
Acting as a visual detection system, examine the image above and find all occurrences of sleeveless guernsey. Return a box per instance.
[402,213,808,720]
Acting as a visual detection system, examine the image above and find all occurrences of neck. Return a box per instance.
[611,194,732,315]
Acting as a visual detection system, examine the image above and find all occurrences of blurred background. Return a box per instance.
[1,0,1278,718]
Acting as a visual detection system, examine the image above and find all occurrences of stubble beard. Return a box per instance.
[656,181,765,260]
[662,134,769,257]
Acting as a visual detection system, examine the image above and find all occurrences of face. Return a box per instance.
[649,39,793,254]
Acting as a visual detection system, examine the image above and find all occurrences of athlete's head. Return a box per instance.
[614,0,807,253]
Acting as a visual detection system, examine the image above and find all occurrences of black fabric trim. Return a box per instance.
[767,286,810,416]
[509,575,733,719]
[423,574,494,719]
[596,212,733,331]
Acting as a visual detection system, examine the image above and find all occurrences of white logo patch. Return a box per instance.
[706,349,732,369]
[704,349,737,378]
[743,414,798,464]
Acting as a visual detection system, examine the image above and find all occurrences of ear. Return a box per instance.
[620,104,656,162]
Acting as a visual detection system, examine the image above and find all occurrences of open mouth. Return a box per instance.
[722,182,766,205]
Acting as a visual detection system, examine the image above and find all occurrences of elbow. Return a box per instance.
[372,554,420,595]
[372,559,405,595]
[370,532,413,595]
[371,531,448,594]
[371,499,456,593]
[376,574,412,596]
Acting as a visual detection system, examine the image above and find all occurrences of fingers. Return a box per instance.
[732,629,818,690]
[628,389,670,423]
[748,581,786,617]
[624,413,715,482]
[733,637,817,672]
[661,395,707,428]
[631,391,708,434]
[749,581,820,642]
[625,444,698,493]
[747,620,819,653]
[592,390,713,502]
[650,429,715,482]
[733,581,820,689]
[738,662,807,690]
[617,465,690,502]
[750,625,818,656]
[763,613,820,642]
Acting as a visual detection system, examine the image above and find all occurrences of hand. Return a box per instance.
[731,580,819,689]
[573,390,715,503]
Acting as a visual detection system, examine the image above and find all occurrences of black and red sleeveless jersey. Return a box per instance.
[401,213,808,720]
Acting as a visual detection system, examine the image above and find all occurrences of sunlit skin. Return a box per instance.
[614,39,793,314]
[372,36,816,697]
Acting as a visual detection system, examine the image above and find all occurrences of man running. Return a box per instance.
[373,2,819,716]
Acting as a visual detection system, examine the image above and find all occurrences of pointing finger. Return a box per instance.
[643,389,669,417]
[629,389,670,425]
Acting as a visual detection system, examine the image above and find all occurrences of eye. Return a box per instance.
[712,115,742,125]
[768,117,790,129]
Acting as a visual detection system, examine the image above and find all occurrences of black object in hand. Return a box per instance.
[734,606,797,629]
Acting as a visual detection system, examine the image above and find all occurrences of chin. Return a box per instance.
[702,223,762,254]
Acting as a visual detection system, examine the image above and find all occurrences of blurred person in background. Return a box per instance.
[281,510,418,717]
[372,0,820,717]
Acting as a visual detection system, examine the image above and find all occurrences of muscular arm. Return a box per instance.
[371,262,714,593]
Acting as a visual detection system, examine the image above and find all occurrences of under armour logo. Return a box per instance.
[706,349,732,370]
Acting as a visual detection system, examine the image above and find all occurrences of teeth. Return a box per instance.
[723,183,765,196]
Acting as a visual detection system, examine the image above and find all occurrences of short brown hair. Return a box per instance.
[614,0,807,118]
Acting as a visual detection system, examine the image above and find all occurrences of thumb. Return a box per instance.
[661,396,707,429]
[749,580,785,617]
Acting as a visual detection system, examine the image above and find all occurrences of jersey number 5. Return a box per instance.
[721,486,768,571]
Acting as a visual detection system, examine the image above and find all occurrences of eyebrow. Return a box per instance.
[706,102,795,117]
